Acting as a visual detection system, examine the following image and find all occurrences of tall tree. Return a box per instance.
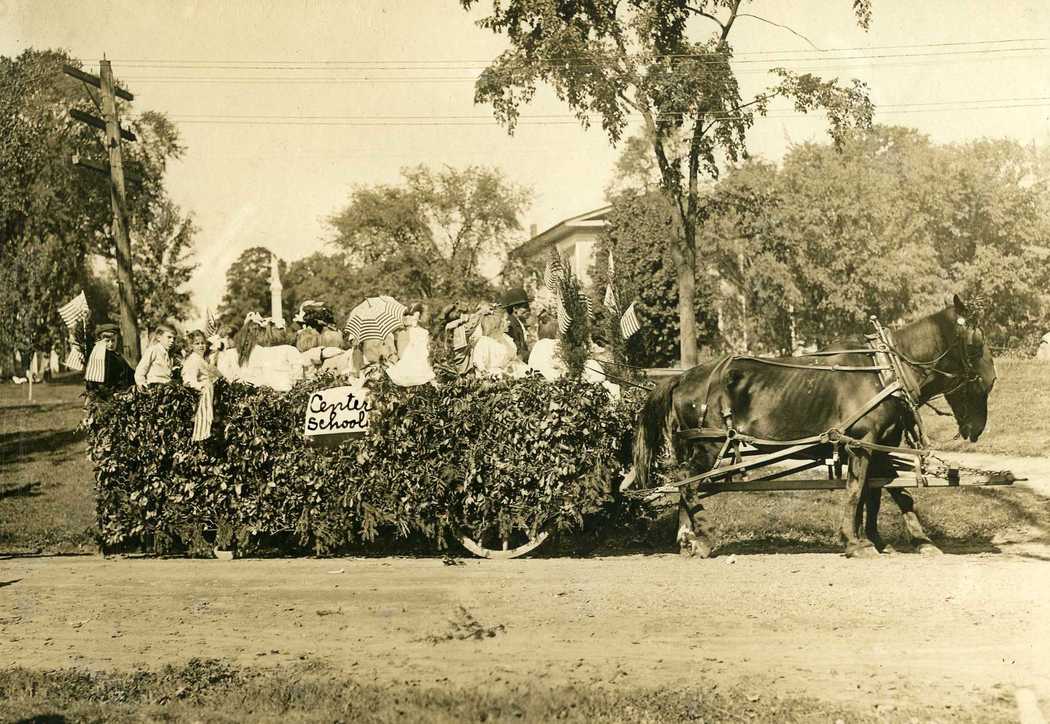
[463,0,873,366]
[217,247,287,327]
[0,49,195,357]
[132,198,199,331]
[328,164,531,299]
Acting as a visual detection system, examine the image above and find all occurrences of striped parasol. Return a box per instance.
[343,295,406,345]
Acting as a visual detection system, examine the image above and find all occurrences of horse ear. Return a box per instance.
[953,294,969,318]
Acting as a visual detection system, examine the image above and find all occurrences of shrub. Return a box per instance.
[83,372,640,555]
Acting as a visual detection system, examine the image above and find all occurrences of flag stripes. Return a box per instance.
[620,302,641,339]
[58,292,89,328]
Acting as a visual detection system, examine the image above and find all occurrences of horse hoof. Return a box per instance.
[846,544,880,559]
[678,537,713,559]
[917,543,943,556]
[882,544,899,556]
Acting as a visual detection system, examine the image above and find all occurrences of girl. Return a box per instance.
[386,302,435,387]
[471,307,526,378]
[181,330,219,441]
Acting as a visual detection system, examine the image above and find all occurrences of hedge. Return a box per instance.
[83,372,641,555]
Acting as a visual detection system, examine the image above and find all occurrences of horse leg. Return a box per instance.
[677,489,714,558]
[862,489,897,554]
[886,488,943,555]
[862,454,898,554]
[842,448,879,558]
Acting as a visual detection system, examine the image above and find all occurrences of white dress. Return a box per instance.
[472,334,520,377]
[527,338,565,381]
[181,352,216,391]
[239,345,305,392]
[386,326,435,387]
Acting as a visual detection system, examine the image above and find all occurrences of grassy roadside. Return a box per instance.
[0,659,1015,723]
[924,358,1050,456]
[0,377,96,553]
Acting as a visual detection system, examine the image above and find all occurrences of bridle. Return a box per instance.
[885,316,990,406]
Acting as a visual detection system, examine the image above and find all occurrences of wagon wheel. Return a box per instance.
[458,525,550,560]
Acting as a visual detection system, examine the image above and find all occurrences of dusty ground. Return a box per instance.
[2,547,1049,719]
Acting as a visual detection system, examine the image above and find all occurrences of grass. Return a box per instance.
[0,659,1015,723]
[0,376,97,553]
[924,359,1050,456]
[1,366,1048,556]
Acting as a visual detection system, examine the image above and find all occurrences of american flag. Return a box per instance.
[603,284,619,312]
[620,302,641,339]
[557,296,572,334]
[58,291,89,328]
[544,254,564,295]
[192,384,214,442]
[59,292,90,372]
[205,308,219,337]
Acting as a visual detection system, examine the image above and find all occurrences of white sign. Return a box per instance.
[303,385,372,438]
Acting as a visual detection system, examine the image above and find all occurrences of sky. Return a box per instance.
[3,1,1049,324]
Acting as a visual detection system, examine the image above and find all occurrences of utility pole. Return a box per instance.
[65,60,141,363]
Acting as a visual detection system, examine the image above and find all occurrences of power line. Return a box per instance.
[76,36,1050,67]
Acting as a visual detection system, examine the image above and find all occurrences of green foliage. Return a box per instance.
[555,261,592,378]
[464,0,874,364]
[216,246,288,327]
[706,127,1050,350]
[84,373,637,555]
[0,49,196,357]
[326,164,531,301]
[595,190,718,366]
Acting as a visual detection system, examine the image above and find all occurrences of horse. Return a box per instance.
[632,295,997,559]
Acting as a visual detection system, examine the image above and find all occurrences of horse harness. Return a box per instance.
[673,315,981,488]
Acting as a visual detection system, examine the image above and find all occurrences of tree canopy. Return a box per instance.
[463,0,874,366]
[0,48,196,358]
[327,164,531,301]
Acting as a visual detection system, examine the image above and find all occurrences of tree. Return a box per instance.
[0,49,195,358]
[217,247,287,327]
[328,164,531,299]
[132,198,198,331]
[463,0,873,366]
[596,188,718,367]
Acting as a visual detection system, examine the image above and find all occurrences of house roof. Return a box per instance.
[510,205,612,259]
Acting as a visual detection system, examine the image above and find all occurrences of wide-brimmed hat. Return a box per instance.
[94,322,119,337]
[500,287,530,309]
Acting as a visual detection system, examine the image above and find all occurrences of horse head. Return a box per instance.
[942,295,996,442]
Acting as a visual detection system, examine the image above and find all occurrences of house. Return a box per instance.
[509,206,611,287]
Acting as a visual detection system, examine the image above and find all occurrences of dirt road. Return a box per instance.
[3,550,1048,717]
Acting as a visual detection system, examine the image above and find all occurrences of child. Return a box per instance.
[387,302,436,387]
[181,330,219,440]
[135,323,176,388]
[181,330,219,391]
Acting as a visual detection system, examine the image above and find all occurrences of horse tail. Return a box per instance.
[633,376,680,489]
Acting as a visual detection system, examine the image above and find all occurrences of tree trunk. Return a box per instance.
[672,219,699,369]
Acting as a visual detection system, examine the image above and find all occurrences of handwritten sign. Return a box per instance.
[303,385,372,439]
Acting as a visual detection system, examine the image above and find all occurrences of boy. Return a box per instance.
[135,323,176,388]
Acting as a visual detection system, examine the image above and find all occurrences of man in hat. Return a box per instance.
[84,322,135,397]
[501,286,531,362]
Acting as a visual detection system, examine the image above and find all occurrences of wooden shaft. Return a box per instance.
[100,60,141,364]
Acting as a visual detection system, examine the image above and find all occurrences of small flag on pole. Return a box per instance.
[620,302,641,339]
[544,255,564,295]
[557,295,572,334]
[64,341,85,372]
[205,308,219,337]
[58,292,89,328]
[604,284,619,312]
[59,292,90,372]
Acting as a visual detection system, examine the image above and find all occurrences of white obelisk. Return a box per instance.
[269,252,283,324]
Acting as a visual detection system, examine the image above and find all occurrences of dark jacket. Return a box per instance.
[507,315,529,362]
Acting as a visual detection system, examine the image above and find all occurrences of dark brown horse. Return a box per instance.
[633,296,997,558]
